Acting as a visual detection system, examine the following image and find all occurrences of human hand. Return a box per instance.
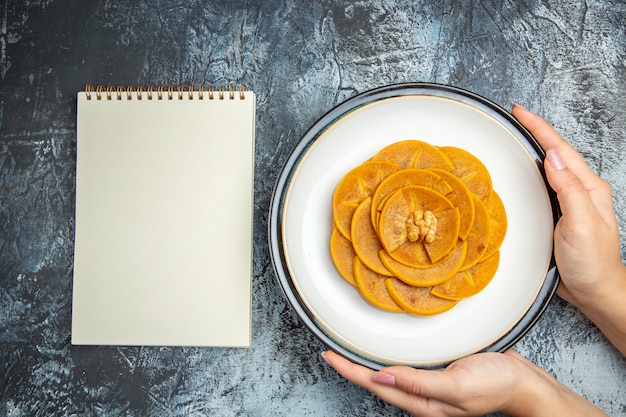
[511,105,626,355]
[322,349,607,417]
[322,106,619,417]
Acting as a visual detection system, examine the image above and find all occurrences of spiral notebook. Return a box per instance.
[72,85,255,347]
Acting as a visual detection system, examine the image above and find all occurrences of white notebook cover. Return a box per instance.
[72,87,255,347]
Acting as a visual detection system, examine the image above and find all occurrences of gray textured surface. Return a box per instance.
[1,1,625,416]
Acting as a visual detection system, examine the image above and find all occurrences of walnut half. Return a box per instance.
[406,210,437,243]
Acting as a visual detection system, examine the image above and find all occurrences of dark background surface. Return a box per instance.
[1,1,625,416]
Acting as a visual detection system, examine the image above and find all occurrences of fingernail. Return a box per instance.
[512,103,527,111]
[372,371,396,386]
[546,149,566,171]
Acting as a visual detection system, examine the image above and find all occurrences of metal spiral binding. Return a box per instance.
[85,84,247,100]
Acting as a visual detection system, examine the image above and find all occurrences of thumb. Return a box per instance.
[376,366,459,403]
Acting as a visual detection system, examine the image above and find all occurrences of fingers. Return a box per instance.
[512,105,599,222]
[377,365,458,402]
[543,149,599,222]
[323,350,452,400]
[321,351,426,413]
[511,104,565,151]
[324,349,469,409]
[511,104,616,224]
[511,104,578,162]
[321,350,377,387]
[323,350,546,416]
[511,104,598,187]
[321,350,403,397]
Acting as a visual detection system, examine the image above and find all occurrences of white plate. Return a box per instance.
[269,83,559,369]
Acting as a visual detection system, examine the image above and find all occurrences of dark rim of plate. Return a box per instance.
[268,82,561,370]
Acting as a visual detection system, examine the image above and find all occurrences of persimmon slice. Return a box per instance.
[429,168,475,240]
[329,141,507,317]
[386,278,458,316]
[379,186,460,266]
[372,140,454,170]
[431,251,500,300]
[333,160,400,241]
[370,169,452,231]
[330,225,357,286]
[483,190,507,259]
[460,195,491,270]
[379,240,467,287]
[439,146,492,201]
[354,258,403,312]
[351,198,392,276]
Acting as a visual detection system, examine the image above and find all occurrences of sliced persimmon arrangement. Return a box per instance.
[330,140,507,316]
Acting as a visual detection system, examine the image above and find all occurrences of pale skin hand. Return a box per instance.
[323,106,624,416]
[322,349,608,417]
[511,104,626,356]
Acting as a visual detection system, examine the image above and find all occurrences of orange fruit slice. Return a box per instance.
[386,278,458,315]
[460,195,491,270]
[330,225,357,286]
[483,190,507,259]
[429,168,475,240]
[332,160,400,241]
[379,240,467,287]
[351,198,392,276]
[354,258,403,312]
[431,251,500,300]
[370,169,452,231]
[439,146,492,201]
[372,140,454,170]
[379,186,460,266]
